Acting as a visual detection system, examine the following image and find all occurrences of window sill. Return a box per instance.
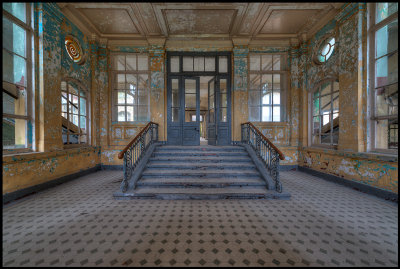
[3,148,33,155]
[301,146,398,163]
[3,145,100,164]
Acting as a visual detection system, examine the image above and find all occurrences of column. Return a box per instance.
[232,38,250,142]
[148,38,166,141]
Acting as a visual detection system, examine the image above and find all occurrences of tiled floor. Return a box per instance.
[2,170,398,267]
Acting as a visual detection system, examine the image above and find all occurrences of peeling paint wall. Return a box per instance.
[299,148,398,193]
[3,3,397,195]
[3,3,101,195]
[291,3,397,193]
[3,147,100,194]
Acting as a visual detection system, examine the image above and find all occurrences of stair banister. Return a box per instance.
[241,122,285,192]
[118,122,158,192]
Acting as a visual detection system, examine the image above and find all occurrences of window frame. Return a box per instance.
[309,78,339,149]
[368,3,398,154]
[110,52,150,123]
[248,53,288,122]
[61,78,90,148]
[2,3,34,154]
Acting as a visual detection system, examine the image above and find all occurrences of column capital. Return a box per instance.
[89,33,97,42]
[232,37,251,47]
[147,37,166,47]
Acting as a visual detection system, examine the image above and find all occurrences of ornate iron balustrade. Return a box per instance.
[241,122,285,192]
[118,122,158,192]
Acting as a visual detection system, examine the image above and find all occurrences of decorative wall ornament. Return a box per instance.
[65,35,85,65]
[313,35,336,65]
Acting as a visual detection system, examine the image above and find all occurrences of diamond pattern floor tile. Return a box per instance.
[2,170,398,266]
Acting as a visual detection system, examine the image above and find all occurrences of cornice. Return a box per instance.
[59,4,96,38]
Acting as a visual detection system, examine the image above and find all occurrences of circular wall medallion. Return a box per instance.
[313,36,336,64]
[65,35,85,65]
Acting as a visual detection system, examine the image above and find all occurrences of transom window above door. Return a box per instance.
[168,54,230,74]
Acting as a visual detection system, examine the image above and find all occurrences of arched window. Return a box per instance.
[311,79,339,147]
[61,79,89,145]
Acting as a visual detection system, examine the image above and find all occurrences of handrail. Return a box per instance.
[242,122,285,160]
[241,122,284,192]
[118,122,159,192]
[118,122,157,159]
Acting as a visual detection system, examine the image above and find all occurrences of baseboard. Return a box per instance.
[280,165,298,171]
[298,166,398,202]
[3,165,102,205]
[101,165,123,170]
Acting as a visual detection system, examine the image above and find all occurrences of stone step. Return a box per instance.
[137,177,266,188]
[149,156,253,163]
[141,169,261,178]
[114,187,291,200]
[156,146,246,152]
[153,151,249,157]
[145,162,256,170]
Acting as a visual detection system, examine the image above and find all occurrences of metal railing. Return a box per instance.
[118,122,158,192]
[241,122,285,192]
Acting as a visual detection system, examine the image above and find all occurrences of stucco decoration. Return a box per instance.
[65,35,85,65]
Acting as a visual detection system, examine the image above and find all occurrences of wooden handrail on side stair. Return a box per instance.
[118,122,159,192]
[241,122,284,192]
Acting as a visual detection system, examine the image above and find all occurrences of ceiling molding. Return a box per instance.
[108,39,149,48]
[59,4,100,37]
[306,8,343,39]
[249,39,291,48]
[165,39,233,50]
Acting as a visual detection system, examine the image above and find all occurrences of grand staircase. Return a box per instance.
[114,145,290,200]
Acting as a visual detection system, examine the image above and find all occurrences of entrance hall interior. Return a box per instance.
[2,2,398,267]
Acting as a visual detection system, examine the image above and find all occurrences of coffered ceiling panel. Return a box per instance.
[134,3,162,35]
[58,2,344,43]
[163,9,237,35]
[78,8,139,34]
[260,9,321,34]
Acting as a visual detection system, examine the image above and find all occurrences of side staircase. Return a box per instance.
[114,145,290,200]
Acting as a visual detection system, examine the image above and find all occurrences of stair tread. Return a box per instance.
[142,169,260,174]
[146,163,255,167]
[139,177,265,183]
[158,145,244,150]
[129,187,272,194]
[153,150,248,156]
[150,156,251,159]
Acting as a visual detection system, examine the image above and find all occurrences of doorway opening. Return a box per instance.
[166,52,231,146]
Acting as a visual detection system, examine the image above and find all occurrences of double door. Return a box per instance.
[167,76,230,146]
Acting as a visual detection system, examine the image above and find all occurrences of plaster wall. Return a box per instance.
[3,147,100,194]
[3,3,397,196]
[3,3,100,195]
[293,3,397,193]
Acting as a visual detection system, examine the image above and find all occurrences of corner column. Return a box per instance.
[148,38,166,142]
[232,38,250,142]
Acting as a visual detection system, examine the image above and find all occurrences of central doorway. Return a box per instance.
[166,52,231,146]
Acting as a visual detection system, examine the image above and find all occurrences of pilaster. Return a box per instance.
[148,38,166,141]
[232,38,250,142]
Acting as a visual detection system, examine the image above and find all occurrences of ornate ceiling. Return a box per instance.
[58,2,344,46]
